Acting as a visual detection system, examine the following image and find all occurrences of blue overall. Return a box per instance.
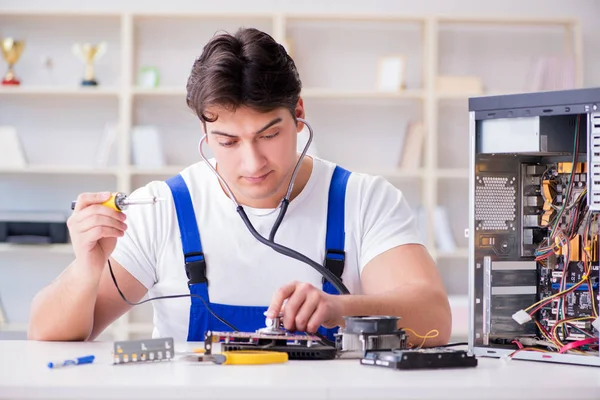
[165,166,351,342]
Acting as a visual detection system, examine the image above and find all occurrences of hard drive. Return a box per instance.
[361,348,478,370]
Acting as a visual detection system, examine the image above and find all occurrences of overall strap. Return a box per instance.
[319,165,351,342]
[323,165,351,289]
[165,174,207,286]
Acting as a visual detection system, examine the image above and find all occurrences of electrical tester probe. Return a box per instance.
[70,192,163,212]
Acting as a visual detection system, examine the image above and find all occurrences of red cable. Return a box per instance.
[558,337,597,354]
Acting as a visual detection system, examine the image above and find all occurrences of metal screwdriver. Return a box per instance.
[71,192,163,212]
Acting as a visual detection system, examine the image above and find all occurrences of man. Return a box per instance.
[28,28,451,346]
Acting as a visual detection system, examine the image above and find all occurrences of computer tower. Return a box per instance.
[468,87,600,366]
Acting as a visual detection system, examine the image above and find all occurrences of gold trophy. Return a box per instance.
[72,42,106,86]
[1,38,25,86]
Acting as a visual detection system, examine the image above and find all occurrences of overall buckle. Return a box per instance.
[323,249,345,285]
[185,251,208,285]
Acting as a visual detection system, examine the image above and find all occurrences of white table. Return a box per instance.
[1,340,600,400]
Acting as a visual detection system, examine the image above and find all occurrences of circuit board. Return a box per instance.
[528,162,599,343]
[474,156,600,355]
[538,259,599,340]
[204,330,337,360]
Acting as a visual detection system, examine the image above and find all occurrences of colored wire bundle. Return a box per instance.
[515,115,600,357]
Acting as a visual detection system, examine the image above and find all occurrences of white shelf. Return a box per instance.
[132,11,274,19]
[0,86,120,96]
[132,87,185,96]
[0,10,122,17]
[129,166,188,176]
[0,166,118,176]
[284,13,426,23]
[347,167,423,178]
[132,86,426,100]
[436,90,522,100]
[301,88,424,100]
[0,323,28,332]
[0,243,73,255]
[437,15,577,26]
[0,10,581,340]
[436,169,469,179]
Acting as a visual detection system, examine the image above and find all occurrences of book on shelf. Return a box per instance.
[0,126,27,169]
[95,122,118,167]
[398,120,425,169]
[414,205,457,253]
[131,125,166,168]
[524,55,575,92]
[434,206,457,252]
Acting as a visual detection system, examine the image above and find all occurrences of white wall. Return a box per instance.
[2,0,599,87]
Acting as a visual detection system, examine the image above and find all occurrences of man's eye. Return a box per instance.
[262,132,280,140]
[219,141,236,147]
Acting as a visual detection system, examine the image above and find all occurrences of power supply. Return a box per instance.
[468,87,600,366]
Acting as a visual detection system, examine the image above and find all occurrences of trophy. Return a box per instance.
[1,38,25,85]
[72,42,106,86]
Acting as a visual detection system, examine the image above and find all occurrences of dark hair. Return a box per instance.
[186,27,302,124]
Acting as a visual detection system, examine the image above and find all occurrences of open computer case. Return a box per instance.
[468,87,600,366]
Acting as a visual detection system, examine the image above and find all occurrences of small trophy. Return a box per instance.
[72,42,107,86]
[1,38,25,86]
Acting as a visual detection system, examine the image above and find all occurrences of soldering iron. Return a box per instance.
[71,192,163,212]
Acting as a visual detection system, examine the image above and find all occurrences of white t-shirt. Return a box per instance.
[111,156,422,341]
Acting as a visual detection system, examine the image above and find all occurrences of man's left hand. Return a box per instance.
[265,281,344,333]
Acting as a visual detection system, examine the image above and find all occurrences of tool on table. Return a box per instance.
[47,355,95,369]
[71,192,163,212]
[182,350,288,365]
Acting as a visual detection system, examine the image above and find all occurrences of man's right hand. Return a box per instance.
[28,191,144,341]
[67,192,128,276]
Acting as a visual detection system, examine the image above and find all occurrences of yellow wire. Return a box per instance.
[582,246,598,318]
[534,320,562,349]
[524,278,585,313]
[529,320,588,355]
[552,316,595,342]
[404,328,439,348]
[508,346,555,359]
[582,217,598,318]
[529,181,598,353]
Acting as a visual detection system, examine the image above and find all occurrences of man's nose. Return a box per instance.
[241,143,267,175]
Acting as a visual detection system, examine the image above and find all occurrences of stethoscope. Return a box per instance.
[197,117,349,295]
[106,118,349,328]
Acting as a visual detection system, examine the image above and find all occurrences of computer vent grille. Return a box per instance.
[475,175,516,231]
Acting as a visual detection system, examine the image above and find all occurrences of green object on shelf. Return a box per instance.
[137,66,160,88]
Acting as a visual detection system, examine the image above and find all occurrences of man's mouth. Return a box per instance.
[244,171,272,183]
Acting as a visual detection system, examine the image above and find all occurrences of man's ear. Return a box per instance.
[295,97,305,132]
